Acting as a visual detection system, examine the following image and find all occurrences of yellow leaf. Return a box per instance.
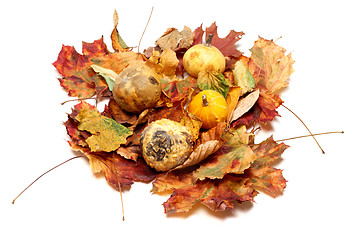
[75,104,133,152]
[226,86,241,125]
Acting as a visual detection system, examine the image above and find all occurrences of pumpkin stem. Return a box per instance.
[206,34,214,47]
[202,94,209,107]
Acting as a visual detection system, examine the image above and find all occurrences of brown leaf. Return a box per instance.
[174,122,226,170]
[155,26,194,51]
[103,99,138,125]
[247,136,289,197]
[229,89,260,124]
[232,86,283,127]
[70,142,156,189]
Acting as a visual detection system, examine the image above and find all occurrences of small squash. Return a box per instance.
[183,44,226,77]
[112,62,162,113]
[140,119,193,172]
[188,90,228,129]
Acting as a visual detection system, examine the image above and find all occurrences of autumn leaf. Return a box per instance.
[226,86,241,125]
[155,26,194,51]
[174,122,226,170]
[229,89,260,124]
[53,37,110,98]
[72,101,133,152]
[152,170,257,213]
[103,99,138,125]
[111,10,130,52]
[70,142,156,189]
[232,58,256,96]
[161,76,198,102]
[197,71,229,98]
[250,37,294,94]
[205,22,244,59]
[193,126,256,180]
[247,136,289,197]
[232,86,283,127]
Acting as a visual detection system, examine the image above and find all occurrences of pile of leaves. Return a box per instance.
[53,13,294,214]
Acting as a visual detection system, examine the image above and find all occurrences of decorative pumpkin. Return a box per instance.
[188,90,228,129]
[183,44,226,77]
[140,119,194,172]
[112,62,162,113]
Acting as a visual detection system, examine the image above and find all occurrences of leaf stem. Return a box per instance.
[276,131,344,142]
[12,155,84,204]
[282,104,325,154]
[138,6,154,54]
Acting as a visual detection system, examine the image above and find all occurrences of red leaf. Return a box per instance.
[233,85,283,127]
[53,36,110,98]
[205,22,244,59]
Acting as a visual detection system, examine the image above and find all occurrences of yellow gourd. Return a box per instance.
[188,90,228,129]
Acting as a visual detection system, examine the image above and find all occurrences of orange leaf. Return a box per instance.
[250,37,294,94]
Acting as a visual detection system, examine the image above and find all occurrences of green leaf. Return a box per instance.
[91,65,118,91]
[75,105,133,152]
[197,71,229,98]
[233,59,256,96]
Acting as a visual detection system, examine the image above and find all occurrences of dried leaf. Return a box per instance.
[205,22,244,59]
[229,89,260,124]
[197,71,229,98]
[193,126,256,180]
[53,37,109,98]
[250,37,294,94]
[91,64,118,91]
[247,136,289,197]
[233,59,256,96]
[174,123,226,170]
[161,76,197,102]
[74,101,133,152]
[226,86,241,125]
[70,142,156,189]
[155,26,194,51]
[232,86,283,127]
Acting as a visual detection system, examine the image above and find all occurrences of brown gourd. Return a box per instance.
[140,119,194,172]
[112,62,162,113]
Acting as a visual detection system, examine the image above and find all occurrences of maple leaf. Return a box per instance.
[68,101,133,152]
[247,136,289,197]
[53,37,110,98]
[70,142,156,189]
[205,22,244,59]
[250,37,294,94]
[152,170,257,213]
[161,76,197,102]
[193,126,255,180]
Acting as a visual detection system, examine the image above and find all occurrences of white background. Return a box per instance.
[1,0,351,239]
